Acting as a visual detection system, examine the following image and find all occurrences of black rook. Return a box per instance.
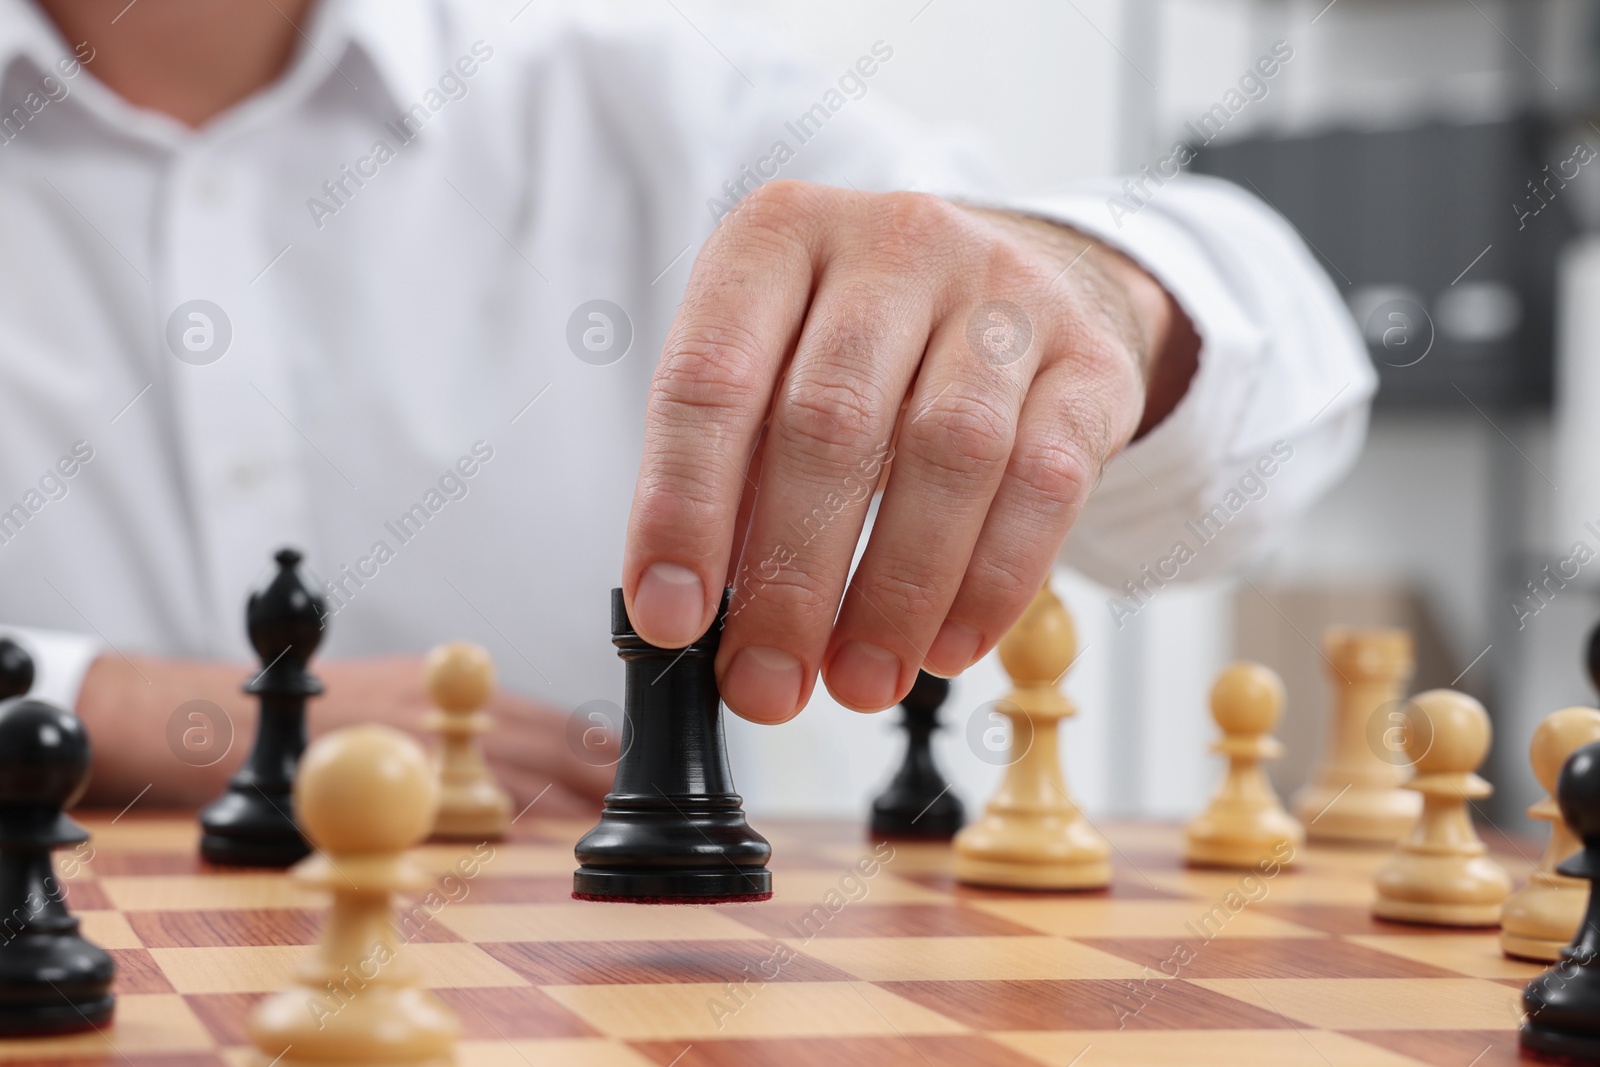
[573,588,771,902]
[199,548,326,867]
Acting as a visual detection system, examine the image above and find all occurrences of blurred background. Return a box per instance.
[668,0,1600,831]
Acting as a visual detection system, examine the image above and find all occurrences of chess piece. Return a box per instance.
[1372,689,1512,926]
[0,637,33,699]
[573,588,771,902]
[1292,627,1422,843]
[425,642,511,841]
[250,725,457,1065]
[953,579,1111,889]
[1520,738,1600,1061]
[200,548,326,867]
[0,697,114,1035]
[1185,662,1304,869]
[1503,706,1600,961]
[870,670,965,840]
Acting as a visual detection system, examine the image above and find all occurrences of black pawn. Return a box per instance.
[1521,738,1600,1061]
[0,638,34,700]
[870,670,965,839]
[0,697,114,1035]
[199,548,326,867]
[573,588,771,902]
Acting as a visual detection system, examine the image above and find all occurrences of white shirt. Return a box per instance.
[0,0,1375,714]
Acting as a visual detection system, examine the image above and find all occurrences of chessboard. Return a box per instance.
[1,813,1548,1066]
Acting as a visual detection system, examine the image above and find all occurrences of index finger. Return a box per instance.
[622,182,824,647]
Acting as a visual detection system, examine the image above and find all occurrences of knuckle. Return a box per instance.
[732,554,835,621]
[860,561,947,620]
[732,180,826,239]
[775,374,883,464]
[1010,435,1097,507]
[903,392,1014,480]
[881,190,963,239]
[867,191,967,269]
[809,299,891,367]
[965,552,1041,615]
[1073,330,1142,393]
[631,464,723,549]
[1047,305,1144,406]
[652,325,764,423]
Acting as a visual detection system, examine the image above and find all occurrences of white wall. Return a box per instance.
[679,0,1127,189]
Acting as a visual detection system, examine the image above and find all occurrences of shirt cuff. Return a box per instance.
[0,626,103,710]
[959,176,1376,590]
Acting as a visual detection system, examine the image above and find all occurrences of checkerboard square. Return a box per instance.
[1190,977,1524,1030]
[542,981,969,1040]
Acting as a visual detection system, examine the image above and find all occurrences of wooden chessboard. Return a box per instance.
[3,813,1550,1066]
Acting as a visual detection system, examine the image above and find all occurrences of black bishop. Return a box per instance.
[199,547,327,867]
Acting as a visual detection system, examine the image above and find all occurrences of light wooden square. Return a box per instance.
[79,820,200,852]
[77,909,142,950]
[435,902,766,943]
[1190,977,1523,1030]
[994,1029,1432,1066]
[966,899,1326,939]
[816,842,951,875]
[1297,845,1392,878]
[1348,934,1549,979]
[149,942,526,993]
[768,870,948,905]
[456,1039,660,1066]
[543,980,968,1040]
[1147,869,1373,906]
[0,994,212,1058]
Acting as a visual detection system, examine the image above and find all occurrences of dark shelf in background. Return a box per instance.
[1193,117,1574,409]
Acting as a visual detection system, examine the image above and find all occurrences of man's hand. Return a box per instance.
[76,654,613,815]
[623,181,1198,723]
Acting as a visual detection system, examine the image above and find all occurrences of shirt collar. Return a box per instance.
[0,0,91,78]
[0,0,443,141]
[314,0,445,117]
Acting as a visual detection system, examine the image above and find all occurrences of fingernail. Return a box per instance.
[633,562,705,647]
[828,641,903,710]
[722,645,803,721]
[925,620,982,677]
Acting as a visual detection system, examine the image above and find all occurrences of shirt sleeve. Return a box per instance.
[999,176,1377,594]
[0,625,102,710]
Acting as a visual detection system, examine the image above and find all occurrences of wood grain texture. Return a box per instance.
[0,814,1544,1066]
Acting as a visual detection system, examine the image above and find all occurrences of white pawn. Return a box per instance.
[952,580,1111,889]
[1372,690,1512,926]
[1501,706,1600,960]
[1185,662,1304,869]
[251,725,458,1065]
[425,642,510,841]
